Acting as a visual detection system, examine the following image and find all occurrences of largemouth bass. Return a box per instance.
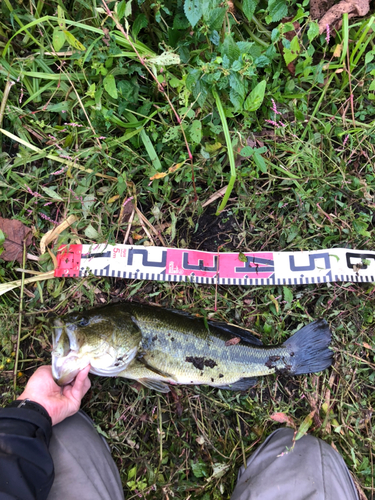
[52,303,332,392]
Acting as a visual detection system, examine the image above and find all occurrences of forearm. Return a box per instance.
[0,401,54,500]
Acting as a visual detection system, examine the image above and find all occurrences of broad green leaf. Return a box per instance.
[118,80,138,102]
[283,35,300,65]
[369,79,375,91]
[210,30,220,45]
[132,13,148,38]
[148,52,180,67]
[254,55,270,68]
[283,22,295,33]
[212,462,230,479]
[237,41,257,56]
[191,460,209,478]
[229,88,243,111]
[125,0,132,18]
[0,229,5,246]
[53,29,66,52]
[127,466,137,481]
[162,126,180,143]
[173,12,191,29]
[184,0,203,28]
[291,36,300,54]
[205,142,222,152]
[186,70,208,106]
[82,195,96,218]
[194,80,208,106]
[353,219,370,236]
[169,76,182,88]
[307,21,320,41]
[63,31,86,51]
[103,74,118,99]
[85,224,99,239]
[190,120,202,143]
[240,146,254,157]
[253,152,267,173]
[207,7,226,30]
[116,0,127,20]
[229,73,246,99]
[283,49,295,66]
[46,101,70,112]
[295,411,314,441]
[40,186,64,201]
[283,286,293,303]
[186,69,201,90]
[268,0,288,22]
[222,34,241,63]
[242,0,258,21]
[287,228,298,242]
[271,28,280,43]
[244,80,266,112]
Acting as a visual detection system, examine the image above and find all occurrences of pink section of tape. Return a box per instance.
[166,249,274,279]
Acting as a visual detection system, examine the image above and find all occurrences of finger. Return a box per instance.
[29,365,53,381]
[69,364,91,401]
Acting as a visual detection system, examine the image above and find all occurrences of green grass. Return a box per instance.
[0,0,375,497]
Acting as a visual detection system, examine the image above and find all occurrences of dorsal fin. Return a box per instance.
[207,320,263,346]
[161,306,263,346]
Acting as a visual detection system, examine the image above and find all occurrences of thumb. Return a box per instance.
[63,364,91,403]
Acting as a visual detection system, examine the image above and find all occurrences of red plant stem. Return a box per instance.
[101,1,197,201]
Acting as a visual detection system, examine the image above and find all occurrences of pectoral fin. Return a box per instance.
[139,378,171,393]
[137,357,173,378]
[216,377,258,391]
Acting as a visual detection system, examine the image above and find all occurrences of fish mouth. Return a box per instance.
[52,355,83,386]
[52,319,89,386]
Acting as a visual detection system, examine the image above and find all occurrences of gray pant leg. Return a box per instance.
[231,428,359,500]
[47,411,124,500]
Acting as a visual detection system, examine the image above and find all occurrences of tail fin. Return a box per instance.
[283,319,332,375]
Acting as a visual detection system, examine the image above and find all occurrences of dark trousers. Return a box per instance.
[47,413,358,500]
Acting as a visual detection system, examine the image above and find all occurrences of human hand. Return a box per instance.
[17,364,91,426]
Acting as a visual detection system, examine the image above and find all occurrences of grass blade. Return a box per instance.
[213,89,236,215]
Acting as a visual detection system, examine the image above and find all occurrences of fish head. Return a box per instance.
[52,308,142,386]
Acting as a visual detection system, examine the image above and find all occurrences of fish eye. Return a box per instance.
[77,318,89,327]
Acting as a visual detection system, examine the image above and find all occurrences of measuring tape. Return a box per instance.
[55,244,375,286]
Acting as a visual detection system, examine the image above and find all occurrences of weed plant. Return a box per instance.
[0,0,374,498]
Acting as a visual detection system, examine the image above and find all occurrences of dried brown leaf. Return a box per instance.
[150,172,168,180]
[225,337,241,346]
[40,215,78,254]
[0,217,32,263]
[270,412,296,428]
[333,43,343,57]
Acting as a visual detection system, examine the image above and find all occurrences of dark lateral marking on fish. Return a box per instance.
[265,355,281,370]
[211,378,214,383]
[171,337,175,342]
[265,355,292,374]
[185,356,218,371]
[152,336,158,342]
[219,374,224,378]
